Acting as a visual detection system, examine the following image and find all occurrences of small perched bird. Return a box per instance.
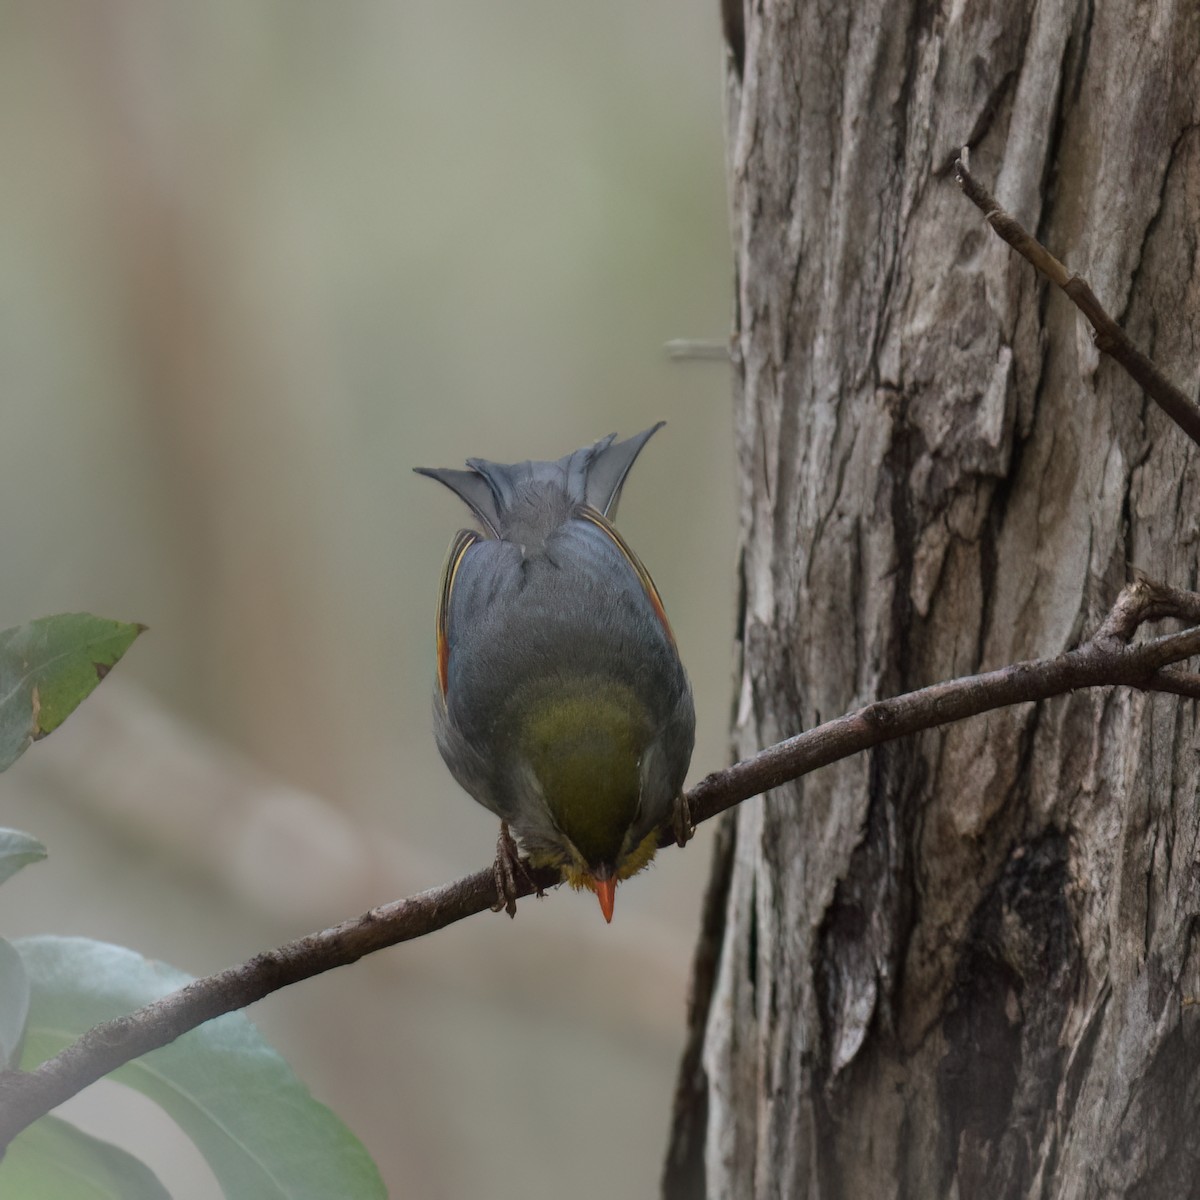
[416,424,695,922]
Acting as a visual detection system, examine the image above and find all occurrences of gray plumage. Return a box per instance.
[415,424,695,880]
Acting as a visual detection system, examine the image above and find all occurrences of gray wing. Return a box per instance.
[430,534,524,823]
[630,677,696,846]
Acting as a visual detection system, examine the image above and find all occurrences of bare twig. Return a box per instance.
[664,338,732,361]
[0,577,1197,1147]
[954,151,1200,449]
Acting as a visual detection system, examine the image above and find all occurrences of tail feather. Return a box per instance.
[583,422,664,517]
[412,466,505,536]
[415,423,664,533]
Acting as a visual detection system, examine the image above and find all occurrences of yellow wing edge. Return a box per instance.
[577,505,676,647]
[436,528,481,698]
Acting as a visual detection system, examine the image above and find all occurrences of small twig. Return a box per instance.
[0,577,1197,1147]
[954,150,1200,449]
[683,577,1200,823]
[664,338,732,362]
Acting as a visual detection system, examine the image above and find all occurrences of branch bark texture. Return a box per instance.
[1,580,1197,1150]
[667,3,1200,1197]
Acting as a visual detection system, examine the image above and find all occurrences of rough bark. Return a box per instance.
[666,3,1200,1197]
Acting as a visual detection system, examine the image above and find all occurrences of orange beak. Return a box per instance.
[593,876,617,923]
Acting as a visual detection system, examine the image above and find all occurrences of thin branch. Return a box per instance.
[0,577,1197,1147]
[954,150,1200,449]
[1147,667,1200,700]
[664,338,732,361]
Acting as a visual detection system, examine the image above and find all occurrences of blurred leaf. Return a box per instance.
[16,937,385,1200]
[0,937,30,1067]
[0,827,47,885]
[0,615,144,771]
[0,1114,171,1199]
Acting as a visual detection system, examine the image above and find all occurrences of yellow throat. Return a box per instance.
[517,683,660,916]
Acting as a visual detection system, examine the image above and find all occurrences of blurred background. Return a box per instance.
[0,2,734,1196]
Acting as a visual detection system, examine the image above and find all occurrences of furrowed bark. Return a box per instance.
[668,3,1200,1196]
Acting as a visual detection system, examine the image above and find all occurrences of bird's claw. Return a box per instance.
[492,822,540,917]
[672,792,694,848]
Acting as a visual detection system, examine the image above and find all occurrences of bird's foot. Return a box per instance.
[672,792,694,848]
[492,822,540,918]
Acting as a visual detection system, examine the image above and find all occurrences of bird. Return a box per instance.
[415,423,695,922]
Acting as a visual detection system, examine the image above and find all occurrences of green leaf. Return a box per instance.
[0,827,47,885]
[0,1114,171,1199]
[0,937,31,1067]
[0,614,144,771]
[16,936,385,1200]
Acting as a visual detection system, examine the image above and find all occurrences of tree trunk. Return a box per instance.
[665,3,1200,1196]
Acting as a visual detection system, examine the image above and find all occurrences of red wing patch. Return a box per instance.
[436,529,480,698]
[577,505,676,646]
